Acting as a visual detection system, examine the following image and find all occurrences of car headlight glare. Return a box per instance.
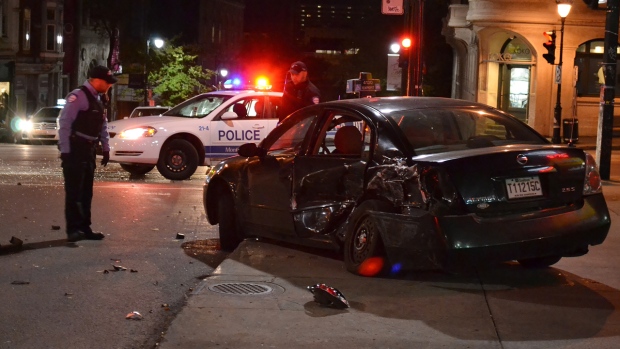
[19,120,33,132]
[118,126,157,139]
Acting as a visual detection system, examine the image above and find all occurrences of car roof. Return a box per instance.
[323,96,489,113]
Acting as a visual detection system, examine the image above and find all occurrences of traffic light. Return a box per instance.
[398,37,412,68]
[542,30,556,65]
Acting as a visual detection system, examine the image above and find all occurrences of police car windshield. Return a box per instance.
[165,95,232,118]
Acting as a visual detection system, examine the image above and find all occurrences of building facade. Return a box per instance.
[444,0,608,138]
[0,0,109,127]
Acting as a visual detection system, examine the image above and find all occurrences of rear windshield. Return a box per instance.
[386,107,548,155]
[165,94,232,118]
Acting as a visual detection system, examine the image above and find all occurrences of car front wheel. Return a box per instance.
[344,200,393,276]
[217,189,244,251]
[120,163,155,176]
[517,255,562,268]
[157,139,199,180]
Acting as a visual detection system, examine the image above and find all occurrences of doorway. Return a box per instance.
[498,65,530,123]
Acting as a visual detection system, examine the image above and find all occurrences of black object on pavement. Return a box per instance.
[307,283,349,309]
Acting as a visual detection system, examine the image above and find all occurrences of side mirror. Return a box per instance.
[221,111,238,120]
[238,143,265,158]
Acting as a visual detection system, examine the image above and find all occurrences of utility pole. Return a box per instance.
[597,0,618,180]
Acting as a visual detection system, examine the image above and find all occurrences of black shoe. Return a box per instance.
[67,231,84,242]
[83,231,105,240]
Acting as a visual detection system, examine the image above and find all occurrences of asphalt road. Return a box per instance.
[0,143,226,349]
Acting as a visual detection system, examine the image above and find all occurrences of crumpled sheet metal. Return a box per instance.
[307,283,350,309]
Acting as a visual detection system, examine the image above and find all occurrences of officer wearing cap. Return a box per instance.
[58,65,117,242]
[279,61,321,121]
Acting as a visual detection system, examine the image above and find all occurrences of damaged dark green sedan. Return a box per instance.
[202,97,610,276]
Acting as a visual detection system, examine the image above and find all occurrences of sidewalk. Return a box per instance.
[158,236,620,349]
[563,135,620,150]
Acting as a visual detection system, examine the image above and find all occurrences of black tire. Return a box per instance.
[157,139,199,180]
[343,200,393,276]
[517,255,562,269]
[217,190,244,251]
[120,163,155,175]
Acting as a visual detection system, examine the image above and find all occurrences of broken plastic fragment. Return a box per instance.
[10,236,23,247]
[11,280,30,285]
[307,283,349,309]
[125,311,143,320]
[113,265,127,271]
[51,225,61,230]
[175,233,185,239]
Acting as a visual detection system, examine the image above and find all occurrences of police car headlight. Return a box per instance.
[118,126,157,139]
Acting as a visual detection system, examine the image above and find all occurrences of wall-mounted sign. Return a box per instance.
[382,0,404,15]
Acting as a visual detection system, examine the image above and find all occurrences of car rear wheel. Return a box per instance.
[344,200,392,276]
[157,139,199,180]
[217,190,244,251]
[517,255,562,268]
[120,163,155,176]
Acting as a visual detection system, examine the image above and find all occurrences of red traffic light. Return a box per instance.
[401,38,412,49]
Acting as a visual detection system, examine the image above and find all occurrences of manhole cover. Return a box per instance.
[208,282,273,295]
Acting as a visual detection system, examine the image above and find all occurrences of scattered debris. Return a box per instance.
[175,233,185,240]
[113,265,127,271]
[64,292,74,297]
[307,283,349,309]
[103,270,109,274]
[51,225,61,230]
[130,269,138,273]
[11,280,30,285]
[17,182,21,185]
[125,311,143,320]
[10,236,23,247]
[151,228,159,231]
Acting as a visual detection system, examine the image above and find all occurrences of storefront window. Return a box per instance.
[575,39,620,97]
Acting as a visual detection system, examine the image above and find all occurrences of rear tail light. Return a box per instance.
[583,153,602,195]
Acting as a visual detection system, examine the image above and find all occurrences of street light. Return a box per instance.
[216,68,228,90]
[144,37,164,106]
[552,0,573,144]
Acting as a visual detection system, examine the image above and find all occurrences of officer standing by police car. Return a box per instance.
[58,65,117,242]
[279,61,321,121]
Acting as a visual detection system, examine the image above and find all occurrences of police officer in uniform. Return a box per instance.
[58,65,117,242]
[279,61,321,121]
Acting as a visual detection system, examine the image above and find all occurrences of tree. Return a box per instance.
[148,44,215,106]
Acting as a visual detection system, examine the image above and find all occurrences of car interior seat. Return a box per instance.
[333,125,363,155]
[233,103,247,118]
[253,100,264,118]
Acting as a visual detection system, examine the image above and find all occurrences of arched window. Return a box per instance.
[574,39,620,97]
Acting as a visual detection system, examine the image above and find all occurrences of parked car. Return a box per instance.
[203,97,611,276]
[127,106,171,118]
[17,106,63,143]
[107,90,282,180]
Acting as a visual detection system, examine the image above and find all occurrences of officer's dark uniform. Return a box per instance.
[58,69,114,241]
[280,61,321,121]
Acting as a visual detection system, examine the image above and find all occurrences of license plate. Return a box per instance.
[505,176,543,199]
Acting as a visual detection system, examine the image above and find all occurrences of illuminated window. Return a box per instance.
[23,8,31,50]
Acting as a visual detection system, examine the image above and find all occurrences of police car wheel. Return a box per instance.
[120,163,155,176]
[157,139,199,180]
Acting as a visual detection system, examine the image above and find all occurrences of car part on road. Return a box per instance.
[307,283,349,309]
[120,163,155,176]
[157,139,199,180]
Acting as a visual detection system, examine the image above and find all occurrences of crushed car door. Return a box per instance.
[243,110,319,236]
[291,110,371,238]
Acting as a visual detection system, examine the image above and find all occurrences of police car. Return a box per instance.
[107,89,282,180]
